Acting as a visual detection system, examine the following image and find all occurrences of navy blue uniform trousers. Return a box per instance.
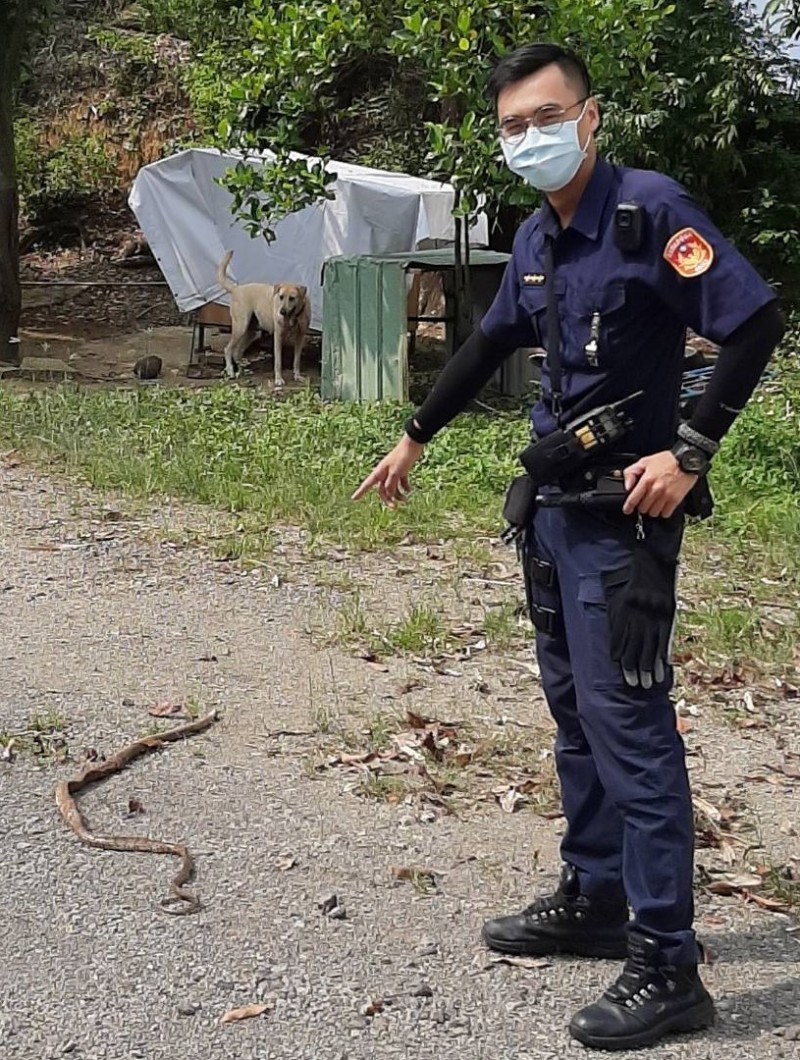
[530,504,697,966]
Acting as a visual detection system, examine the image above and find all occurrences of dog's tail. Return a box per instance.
[217,249,236,294]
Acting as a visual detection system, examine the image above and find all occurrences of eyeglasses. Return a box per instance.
[498,97,589,144]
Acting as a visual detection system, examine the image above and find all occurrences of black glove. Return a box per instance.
[602,549,677,689]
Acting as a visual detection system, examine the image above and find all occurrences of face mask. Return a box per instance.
[501,102,591,193]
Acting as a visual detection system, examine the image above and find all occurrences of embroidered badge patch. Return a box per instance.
[663,227,714,278]
[522,273,546,286]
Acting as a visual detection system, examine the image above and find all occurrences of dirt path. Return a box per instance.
[0,463,797,1060]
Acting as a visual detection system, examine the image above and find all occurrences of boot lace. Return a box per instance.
[606,948,677,1009]
[522,888,586,923]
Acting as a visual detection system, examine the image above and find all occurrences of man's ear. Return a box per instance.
[588,96,602,135]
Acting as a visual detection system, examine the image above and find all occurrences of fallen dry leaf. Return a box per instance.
[127,797,146,815]
[693,796,722,824]
[488,954,552,970]
[397,679,424,695]
[148,701,187,718]
[277,855,297,872]
[362,999,384,1017]
[706,873,764,896]
[741,891,793,914]
[497,786,524,814]
[219,1003,269,1025]
[406,709,435,729]
[764,761,800,781]
[390,866,438,890]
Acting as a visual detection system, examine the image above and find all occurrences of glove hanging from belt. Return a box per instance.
[602,549,677,689]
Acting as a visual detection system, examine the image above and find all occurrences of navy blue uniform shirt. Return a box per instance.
[481,157,776,456]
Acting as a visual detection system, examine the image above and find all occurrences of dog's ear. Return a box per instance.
[298,285,308,298]
[274,284,284,297]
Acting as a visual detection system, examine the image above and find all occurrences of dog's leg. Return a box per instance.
[223,334,239,379]
[273,326,285,389]
[292,329,306,383]
[224,326,254,379]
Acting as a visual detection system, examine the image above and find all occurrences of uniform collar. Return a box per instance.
[538,157,614,242]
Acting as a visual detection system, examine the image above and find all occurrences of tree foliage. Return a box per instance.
[183,0,797,293]
[765,0,800,39]
[1,0,58,358]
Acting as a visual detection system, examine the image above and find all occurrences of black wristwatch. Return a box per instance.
[671,440,711,476]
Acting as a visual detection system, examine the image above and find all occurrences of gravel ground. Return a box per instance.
[0,463,798,1060]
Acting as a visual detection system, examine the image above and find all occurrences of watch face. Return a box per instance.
[680,448,708,473]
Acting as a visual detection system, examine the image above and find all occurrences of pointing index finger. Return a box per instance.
[351,471,379,502]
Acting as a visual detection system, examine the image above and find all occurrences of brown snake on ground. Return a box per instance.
[55,709,219,915]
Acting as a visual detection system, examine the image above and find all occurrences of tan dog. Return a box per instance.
[216,250,310,387]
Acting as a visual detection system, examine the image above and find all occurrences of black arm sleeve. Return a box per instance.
[687,300,785,442]
[406,327,519,443]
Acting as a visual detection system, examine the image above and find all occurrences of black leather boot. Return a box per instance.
[482,864,629,958]
[569,931,715,1050]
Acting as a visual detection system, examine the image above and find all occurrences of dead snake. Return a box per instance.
[55,709,219,915]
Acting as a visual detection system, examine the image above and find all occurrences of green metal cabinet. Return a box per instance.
[321,256,411,402]
[321,249,528,402]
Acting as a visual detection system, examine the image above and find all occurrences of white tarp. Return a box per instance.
[129,148,489,330]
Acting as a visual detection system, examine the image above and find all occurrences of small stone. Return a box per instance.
[320,893,347,920]
[61,1042,78,1054]
[412,982,433,998]
[177,1002,199,1017]
[122,697,135,707]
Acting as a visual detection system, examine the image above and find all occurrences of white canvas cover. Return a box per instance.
[129,148,489,330]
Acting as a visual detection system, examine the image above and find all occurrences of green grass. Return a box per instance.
[483,599,525,650]
[1,362,797,556]
[378,604,446,656]
[0,387,525,551]
[1,344,799,671]
[29,708,70,733]
[330,597,448,658]
[684,603,797,668]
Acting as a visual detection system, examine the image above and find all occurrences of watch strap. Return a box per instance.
[677,421,719,455]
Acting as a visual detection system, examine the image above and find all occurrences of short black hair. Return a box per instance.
[487,43,592,105]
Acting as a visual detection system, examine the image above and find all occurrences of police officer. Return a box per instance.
[352,43,784,1051]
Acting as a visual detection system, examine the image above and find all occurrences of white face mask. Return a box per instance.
[501,101,591,193]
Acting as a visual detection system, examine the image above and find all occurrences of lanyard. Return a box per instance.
[543,236,563,422]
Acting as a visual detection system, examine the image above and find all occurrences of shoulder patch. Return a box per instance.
[663,227,714,278]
